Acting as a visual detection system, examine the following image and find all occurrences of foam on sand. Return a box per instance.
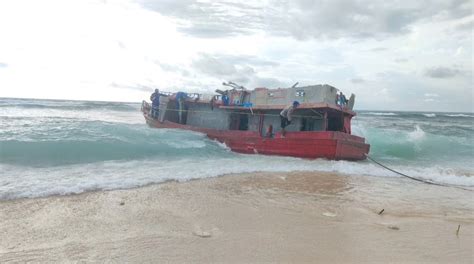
[0,171,472,262]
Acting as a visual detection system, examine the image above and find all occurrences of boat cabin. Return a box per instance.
[146,84,355,137]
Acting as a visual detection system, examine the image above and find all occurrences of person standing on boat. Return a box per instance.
[150,89,161,119]
[340,92,347,107]
[280,101,300,136]
[175,91,188,124]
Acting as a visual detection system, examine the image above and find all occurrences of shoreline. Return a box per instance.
[1,171,472,263]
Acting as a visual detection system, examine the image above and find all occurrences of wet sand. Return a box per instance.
[0,172,473,263]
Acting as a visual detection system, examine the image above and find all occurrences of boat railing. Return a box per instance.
[186,93,202,100]
[141,100,151,113]
[159,91,173,97]
[156,91,204,101]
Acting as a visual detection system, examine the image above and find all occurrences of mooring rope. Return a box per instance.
[365,154,473,191]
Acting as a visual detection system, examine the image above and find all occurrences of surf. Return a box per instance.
[1,98,473,200]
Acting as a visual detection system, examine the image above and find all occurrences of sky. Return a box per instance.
[0,0,472,112]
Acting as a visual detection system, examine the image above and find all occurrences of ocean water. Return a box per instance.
[0,98,473,200]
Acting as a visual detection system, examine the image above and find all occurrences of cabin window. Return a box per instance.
[239,114,248,130]
[229,113,249,131]
[295,90,305,97]
[327,115,343,131]
[300,118,315,131]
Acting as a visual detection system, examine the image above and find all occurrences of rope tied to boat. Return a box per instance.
[365,154,473,192]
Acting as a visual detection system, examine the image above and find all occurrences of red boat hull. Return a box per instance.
[144,115,370,161]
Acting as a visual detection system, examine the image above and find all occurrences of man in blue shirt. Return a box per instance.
[175,91,188,124]
[150,89,161,119]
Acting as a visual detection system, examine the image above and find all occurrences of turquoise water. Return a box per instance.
[352,111,474,173]
[1,98,473,199]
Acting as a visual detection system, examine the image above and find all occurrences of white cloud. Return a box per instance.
[138,0,472,40]
[0,0,471,112]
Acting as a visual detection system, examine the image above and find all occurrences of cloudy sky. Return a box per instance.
[0,0,472,111]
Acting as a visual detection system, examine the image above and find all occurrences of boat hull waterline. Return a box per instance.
[144,114,370,161]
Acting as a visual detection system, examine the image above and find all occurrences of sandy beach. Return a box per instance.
[0,171,472,263]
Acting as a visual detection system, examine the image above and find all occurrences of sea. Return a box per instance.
[0,98,473,200]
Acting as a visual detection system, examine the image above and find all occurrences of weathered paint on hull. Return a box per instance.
[144,114,370,161]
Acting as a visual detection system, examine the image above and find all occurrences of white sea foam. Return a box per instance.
[213,140,232,151]
[1,154,473,200]
[423,113,436,117]
[444,114,474,118]
[406,125,426,152]
[364,112,398,116]
[407,125,426,142]
[1,105,143,124]
[2,98,473,200]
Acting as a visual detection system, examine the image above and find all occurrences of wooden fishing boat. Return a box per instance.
[141,83,370,160]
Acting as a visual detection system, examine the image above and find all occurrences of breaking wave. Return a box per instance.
[1,98,473,200]
[1,153,473,200]
[0,122,226,167]
[363,112,398,116]
[443,114,474,118]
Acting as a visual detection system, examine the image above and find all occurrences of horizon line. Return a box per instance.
[0,96,472,114]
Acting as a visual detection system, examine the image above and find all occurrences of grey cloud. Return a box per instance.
[232,75,251,85]
[138,0,263,38]
[456,20,473,31]
[283,1,418,39]
[179,23,252,38]
[424,66,461,78]
[274,0,470,39]
[192,54,239,76]
[210,54,279,67]
[156,62,190,76]
[441,0,472,19]
[110,82,155,92]
[137,0,470,39]
[253,77,285,88]
[191,53,284,88]
[383,9,418,32]
[192,53,278,77]
[351,78,366,84]
[192,54,254,85]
